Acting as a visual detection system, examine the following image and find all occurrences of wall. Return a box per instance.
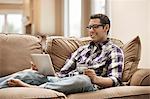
[148,0,150,52]
[110,0,150,68]
[33,0,63,36]
[40,0,55,35]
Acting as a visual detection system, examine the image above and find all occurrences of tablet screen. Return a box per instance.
[31,54,55,76]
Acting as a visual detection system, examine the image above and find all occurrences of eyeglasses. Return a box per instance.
[86,24,104,30]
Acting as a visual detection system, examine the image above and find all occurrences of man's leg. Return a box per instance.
[0,69,48,88]
[40,75,97,94]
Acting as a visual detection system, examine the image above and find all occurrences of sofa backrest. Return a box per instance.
[0,34,43,77]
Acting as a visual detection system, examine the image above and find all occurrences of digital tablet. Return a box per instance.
[31,54,55,76]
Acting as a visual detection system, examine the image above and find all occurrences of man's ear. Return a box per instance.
[104,24,109,31]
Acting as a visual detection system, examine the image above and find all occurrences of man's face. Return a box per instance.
[87,18,108,43]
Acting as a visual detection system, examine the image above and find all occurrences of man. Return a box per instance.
[0,14,124,94]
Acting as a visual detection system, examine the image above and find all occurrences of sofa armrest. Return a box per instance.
[130,68,150,86]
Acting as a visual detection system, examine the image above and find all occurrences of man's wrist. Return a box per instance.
[92,76,102,84]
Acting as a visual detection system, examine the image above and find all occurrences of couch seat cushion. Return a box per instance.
[67,86,150,99]
[0,87,66,99]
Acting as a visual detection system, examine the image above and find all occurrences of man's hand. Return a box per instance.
[84,69,114,87]
[30,61,38,71]
[83,69,97,83]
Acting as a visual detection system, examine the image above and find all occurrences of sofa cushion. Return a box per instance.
[0,34,43,77]
[67,86,150,99]
[45,36,80,72]
[122,36,141,82]
[0,87,66,99]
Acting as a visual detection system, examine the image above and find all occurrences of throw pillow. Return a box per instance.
[45,36,80,72]
[122,36,141,82]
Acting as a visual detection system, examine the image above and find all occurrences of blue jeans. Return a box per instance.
[0,69,48,88]
[0,69,97,94]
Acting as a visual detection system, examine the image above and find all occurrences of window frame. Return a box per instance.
[0,10,23,34]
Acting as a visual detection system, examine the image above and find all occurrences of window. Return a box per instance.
[64,0,81,37]
[0,13,23,34]
[91,0,106,14]
[0,15,4,33]
[64,0,106,37]
[69,0,81,37]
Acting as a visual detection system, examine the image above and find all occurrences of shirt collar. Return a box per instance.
[88,38,110,50]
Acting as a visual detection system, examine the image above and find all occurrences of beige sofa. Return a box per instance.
[0,34,150,99]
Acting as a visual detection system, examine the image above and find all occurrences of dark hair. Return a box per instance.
[90,14,110,34]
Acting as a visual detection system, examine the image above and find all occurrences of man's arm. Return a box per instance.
[84,69,113,88]
[84,47,124,88]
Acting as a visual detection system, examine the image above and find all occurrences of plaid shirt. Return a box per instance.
[59,38,124,87]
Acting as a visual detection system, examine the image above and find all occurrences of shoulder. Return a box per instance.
[106,41,124,55]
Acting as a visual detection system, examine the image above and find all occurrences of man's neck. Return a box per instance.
[93,37,108,43]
